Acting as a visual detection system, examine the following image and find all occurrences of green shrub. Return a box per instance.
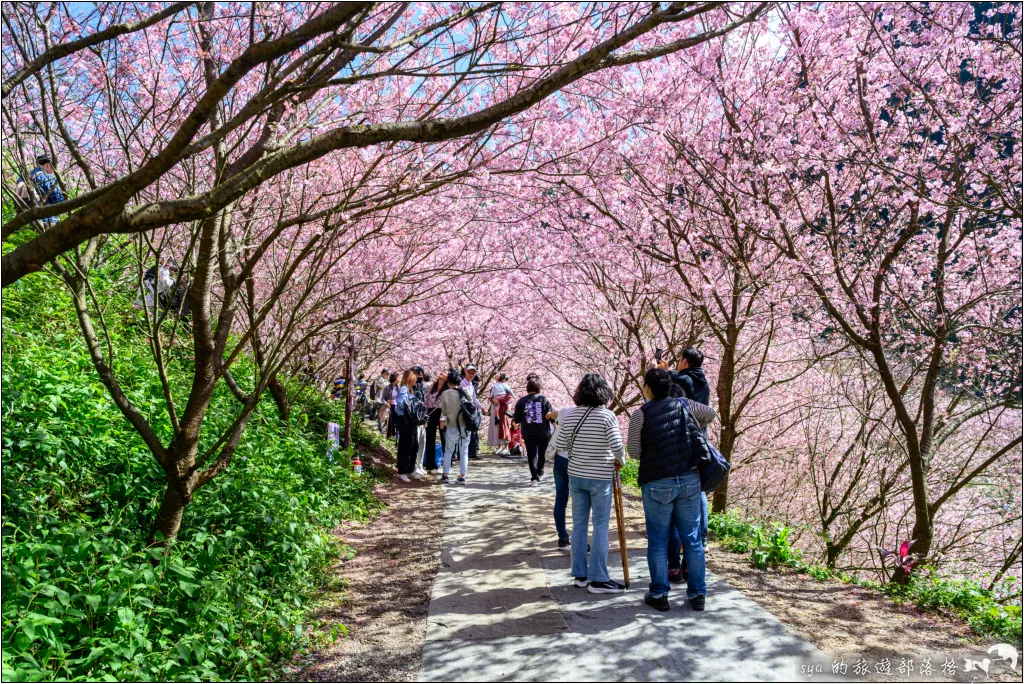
[748,525,803,570]
[292,382,385,453]
[708,509,761,554]
[1,271,382,681]
[619,459,639,488]
[885,575,1023,645]
[805,564,832,581]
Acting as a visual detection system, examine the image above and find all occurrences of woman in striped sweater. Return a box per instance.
[546,373,626,594]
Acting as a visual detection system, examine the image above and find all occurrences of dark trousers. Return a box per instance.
[387,405,398,439]
[553,455,570,542]
[469,430,479,459]
[524,435,549,481]
[396,423,418,475]
[423,408,444,471]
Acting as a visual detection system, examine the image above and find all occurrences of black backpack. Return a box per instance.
[402,393,428,426]
[458,388,482,432]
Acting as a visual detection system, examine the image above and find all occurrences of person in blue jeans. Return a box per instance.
[668,493,709,581]
[626,367,711,611]
[547,373,627,594]
[439,370,472,484]
[546,406,576,549]
[643,471,705,607]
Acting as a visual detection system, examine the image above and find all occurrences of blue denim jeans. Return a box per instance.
[642,470,706,600]
[570,476,613,582]
[669,491,709,569]
[552,456,569,542]
[442,426,470,476]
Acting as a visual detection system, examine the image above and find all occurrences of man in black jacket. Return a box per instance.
[670,347,710,405]
[626,367,707,613]
[668,347,711,576]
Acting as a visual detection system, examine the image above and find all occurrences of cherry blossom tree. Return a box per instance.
[3,2,776,542]
[732,3,1022,580]
[1,1,769,285]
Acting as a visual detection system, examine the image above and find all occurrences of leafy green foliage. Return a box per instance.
[294,382,386,455]
[1,271,382,681]
[708,511,802,569]
[884,575,1023,645]
[619,458,639,488]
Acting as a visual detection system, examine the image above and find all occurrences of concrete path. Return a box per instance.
[419,455,841,682]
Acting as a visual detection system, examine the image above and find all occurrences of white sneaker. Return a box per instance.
[397,474,410,483]
[428,469,439,475]
[529,480,537,487]
[410,472,422,480]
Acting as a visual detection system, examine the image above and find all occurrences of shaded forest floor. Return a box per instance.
[286,447,444,683]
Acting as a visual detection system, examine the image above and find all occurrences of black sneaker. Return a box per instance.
[645,593,670,612]
[668,568,684,584]
[588,580,625,594]
[689,595,706,611]
[558,538,570,550]
[440,475,449,484]
[574,577,588,588]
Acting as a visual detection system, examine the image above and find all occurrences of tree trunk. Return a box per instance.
[712,322,738,514]
[148,482,187,545]
[268,375,290,421]
[891,520,933,585]
[343,340,354,451]
[825,544,839,568]
[712,424,735,513]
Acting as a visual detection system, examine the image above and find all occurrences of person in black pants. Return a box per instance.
[513,375,554,486]
[423,374,446,473]
[394,370,422,482]
[384,373,399,440]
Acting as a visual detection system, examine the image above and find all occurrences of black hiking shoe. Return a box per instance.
[440,475,449,484]
[588,580,625,594]
[689,595,706,611]
[558,538,570,550]
[574,577,588,588]
[645,593,670,612]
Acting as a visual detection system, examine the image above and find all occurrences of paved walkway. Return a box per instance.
[419,455,840,682]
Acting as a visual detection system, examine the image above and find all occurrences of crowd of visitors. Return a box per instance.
[340,347,720,614]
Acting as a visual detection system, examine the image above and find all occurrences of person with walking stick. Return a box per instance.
[546,373,627,594]
[626,367,714,612]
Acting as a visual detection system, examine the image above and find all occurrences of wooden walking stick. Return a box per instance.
[613,466,630,588]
